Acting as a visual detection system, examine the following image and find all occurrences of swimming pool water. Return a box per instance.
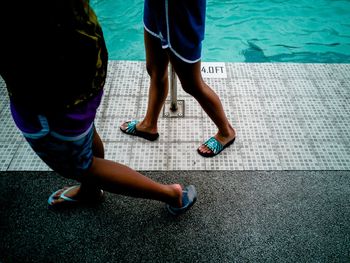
[91,0,350,63]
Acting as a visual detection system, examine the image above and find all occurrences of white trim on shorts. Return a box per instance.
[21,115,94,142]
[143,0,201,64]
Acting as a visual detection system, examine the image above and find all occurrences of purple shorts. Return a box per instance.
[10,90,103,180]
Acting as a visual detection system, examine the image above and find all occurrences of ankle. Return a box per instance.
[218,126,236,139]
[79,183,101,197]
[138,120,158,133]
[168,184,183,207]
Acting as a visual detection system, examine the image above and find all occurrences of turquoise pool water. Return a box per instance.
[91,0,350,63]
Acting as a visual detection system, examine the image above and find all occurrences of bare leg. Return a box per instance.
[91,126,104,159]
[50,159,183,207]
[120,30,169,134]
[87,129,183,206]
[168,54,236,154]
[50,128,183,208]
[79,127,105,196]
[86,158,183,207]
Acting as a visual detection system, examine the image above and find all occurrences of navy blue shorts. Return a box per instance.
[144,0,206,63]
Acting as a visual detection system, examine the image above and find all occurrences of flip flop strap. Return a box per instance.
[126,120,138,134]
[203,137,223,154]
[60,186,79,202]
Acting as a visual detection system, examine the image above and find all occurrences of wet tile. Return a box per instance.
[168,142,205,170]
[240,138,282,170]
[8,142,50,171]
[0,107,22,142]
[0,141,20,171]
[129,142,168,170]
[1,62,349,171]
[104,96,138,117]
[104,142,133,166]
[273,138,319,170]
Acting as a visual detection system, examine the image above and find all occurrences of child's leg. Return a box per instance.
[51,128,183,208]
[48,127,104,205]
[120,30,169,134]
[92,126,104,159]
[52,161,183,207]
[168,54,236,154]
[88,128,182,206]
[85,157,183,207]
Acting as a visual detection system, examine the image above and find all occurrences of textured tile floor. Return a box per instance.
[0,61,349,171]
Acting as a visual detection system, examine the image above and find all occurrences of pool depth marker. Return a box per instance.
[163,62,227,118]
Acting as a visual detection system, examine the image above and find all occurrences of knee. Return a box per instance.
[181,80,204,96]
[145,62,153,77]
[181,83,194,95]
[146,63,168,85]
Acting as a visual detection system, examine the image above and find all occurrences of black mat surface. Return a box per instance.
[1,171,349,263]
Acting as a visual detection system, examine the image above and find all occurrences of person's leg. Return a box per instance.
[120,30,169,135]
[49,127,105,204]
[85,157,183,207]
[168,54,236,155]
[78,127,105,196]
[50,128,185,208]
[91,126,104,159]
[50,161,184,208]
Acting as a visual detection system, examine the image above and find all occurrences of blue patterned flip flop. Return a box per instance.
[197,137,235,157]
[120,120,159,141]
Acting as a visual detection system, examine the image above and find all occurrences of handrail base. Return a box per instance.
[163,100,185,118]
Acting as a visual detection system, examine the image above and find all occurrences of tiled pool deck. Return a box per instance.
[0,61,349,171]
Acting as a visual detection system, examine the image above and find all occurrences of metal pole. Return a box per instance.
[169,64,178,112]
[163,64,184,118]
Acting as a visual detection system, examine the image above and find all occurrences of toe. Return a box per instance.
[198,144,212,154]
[120,121,129,131]
[51,187,68,201]
[49,186,81,206]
